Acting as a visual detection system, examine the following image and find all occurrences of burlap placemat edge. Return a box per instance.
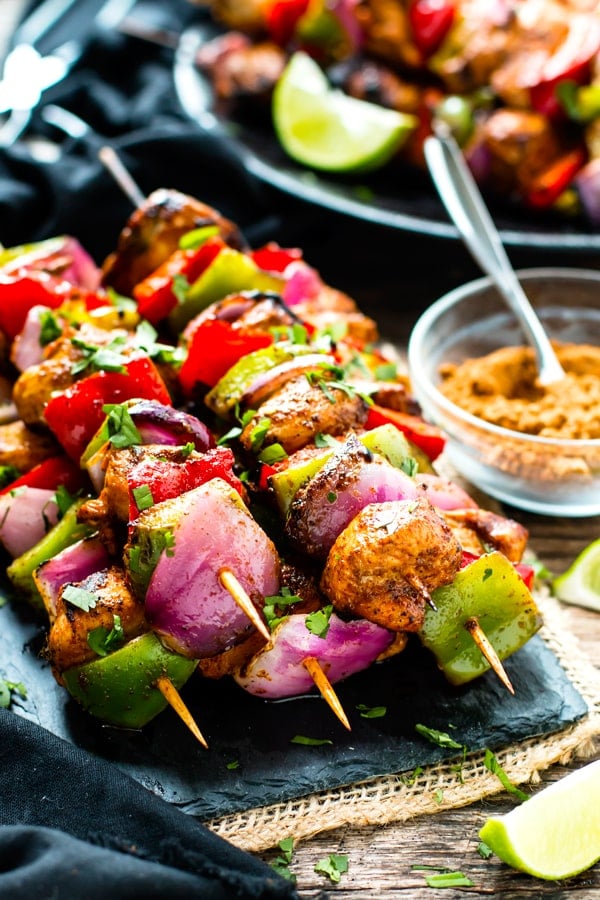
[206,589,600,852]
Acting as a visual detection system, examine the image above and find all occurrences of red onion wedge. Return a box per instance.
[34,536,111,621]
[234,612,394,699]
[129,477,280,658]
[0,487,59,558]
[127,400,214,452]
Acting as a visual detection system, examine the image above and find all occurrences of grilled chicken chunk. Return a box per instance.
[199,38,286,104]
[0,420,59,471]
[102,189,246,297]
[47,565,147,677]
[443,508,528,563]
[239,374,369,455]
[12,325,128,428]
[321,497,463,632]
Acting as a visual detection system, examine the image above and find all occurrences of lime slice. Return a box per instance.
[553,538,600,611]
[273,52,417,173]
[479,760,600,880]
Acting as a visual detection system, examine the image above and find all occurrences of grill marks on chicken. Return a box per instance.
[240,373,370,454]
[47,565,147,677]
[321,497,463,633]
[443,508,528,563]
[101,189,246,297]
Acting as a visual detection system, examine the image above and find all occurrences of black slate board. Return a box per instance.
[1,585,588,821]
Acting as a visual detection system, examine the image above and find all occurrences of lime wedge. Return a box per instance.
[273,51,417,173]
[479,760,600,880]
[553,538,600,611]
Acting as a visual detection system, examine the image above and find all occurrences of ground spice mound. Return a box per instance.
[439,342,600,439]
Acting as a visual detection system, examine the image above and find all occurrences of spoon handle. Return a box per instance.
[423,131,565,385]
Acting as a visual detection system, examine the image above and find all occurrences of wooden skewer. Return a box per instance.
[98,145,146,207]
[464,617,515,695]
[219,568,271,642]
[155,675,209,748]
[303,656,351,731]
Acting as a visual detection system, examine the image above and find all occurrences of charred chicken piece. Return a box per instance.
[239,372,370,455]
[47,565,147,678]
[101,188,246,297]
[321,496,463,633]
[443,507,528,564]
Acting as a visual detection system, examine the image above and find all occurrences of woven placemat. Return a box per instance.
[207,589,600,852]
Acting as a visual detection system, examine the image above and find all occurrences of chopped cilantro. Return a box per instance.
[400,765,424,786]
[290,735,333,746]
[314,432,338,449]
[434,789,444,804]
[415,724,466,751]
[226,760,240,770]
[249,417,271,452]
[482,567,493,582]
[71,335,128,375]
[217,425,242,445]
[314,854,348,884]
[484,748,529,802]
[63,585,98,612]
[477,841,493,860]
[179,225,220,250]
[39,309,62,346]
[132,484,154,512]
[179,442,195,458]
[87,614,125,657]
[326,491,337,503]
[270,837,296,883]
[305,605,332,638]
[258,443,288,465]
[401,456,419,477]
[133,321,184,366]
[356,703,387,719]
[263,586,301,631]
[103,402,142,449]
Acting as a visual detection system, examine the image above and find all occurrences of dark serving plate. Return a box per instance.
[2,582,588,821]
[173,24,600,252]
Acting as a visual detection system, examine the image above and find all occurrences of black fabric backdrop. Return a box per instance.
[0,1,301,897]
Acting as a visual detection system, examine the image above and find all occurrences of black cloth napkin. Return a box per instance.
[0,3,302,897]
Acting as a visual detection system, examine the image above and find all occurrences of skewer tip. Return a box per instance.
[219,568,271,642]
[155,675,209,748]
[464,617,515,695]
[303,656,351,731]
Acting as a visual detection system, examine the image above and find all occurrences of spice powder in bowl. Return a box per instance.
[438,343,600,440]
[407,268,600,516]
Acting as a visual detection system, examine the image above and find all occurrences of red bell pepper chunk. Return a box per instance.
[365,404,446,461]
[0,455,87,496]
[127,446,245,520]
[258,462,277,492]
[250,243,303,273]
[179,318,274,394]
[265,0,311,45]
[44,356,172,461]
[409,0,455,58]
[133,238,224,325]
[525,146,587,209]
[0,271,67,340]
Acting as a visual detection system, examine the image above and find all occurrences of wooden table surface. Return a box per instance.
[2,2,600,896]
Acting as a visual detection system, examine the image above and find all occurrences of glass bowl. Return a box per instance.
[407,268,600,517]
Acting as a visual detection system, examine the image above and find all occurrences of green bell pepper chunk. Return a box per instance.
[61,632,198,729]
[420,552,542,685]
[168,247,282,333]
[205,342,319,419]
[7,499,94,612]
[270,423,419,516]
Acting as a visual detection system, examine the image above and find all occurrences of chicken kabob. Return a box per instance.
[0,191,397,736]
[0,185,541,740]
[91,165,541,709]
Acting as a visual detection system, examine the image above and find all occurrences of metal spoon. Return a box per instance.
[423,128,566,385]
